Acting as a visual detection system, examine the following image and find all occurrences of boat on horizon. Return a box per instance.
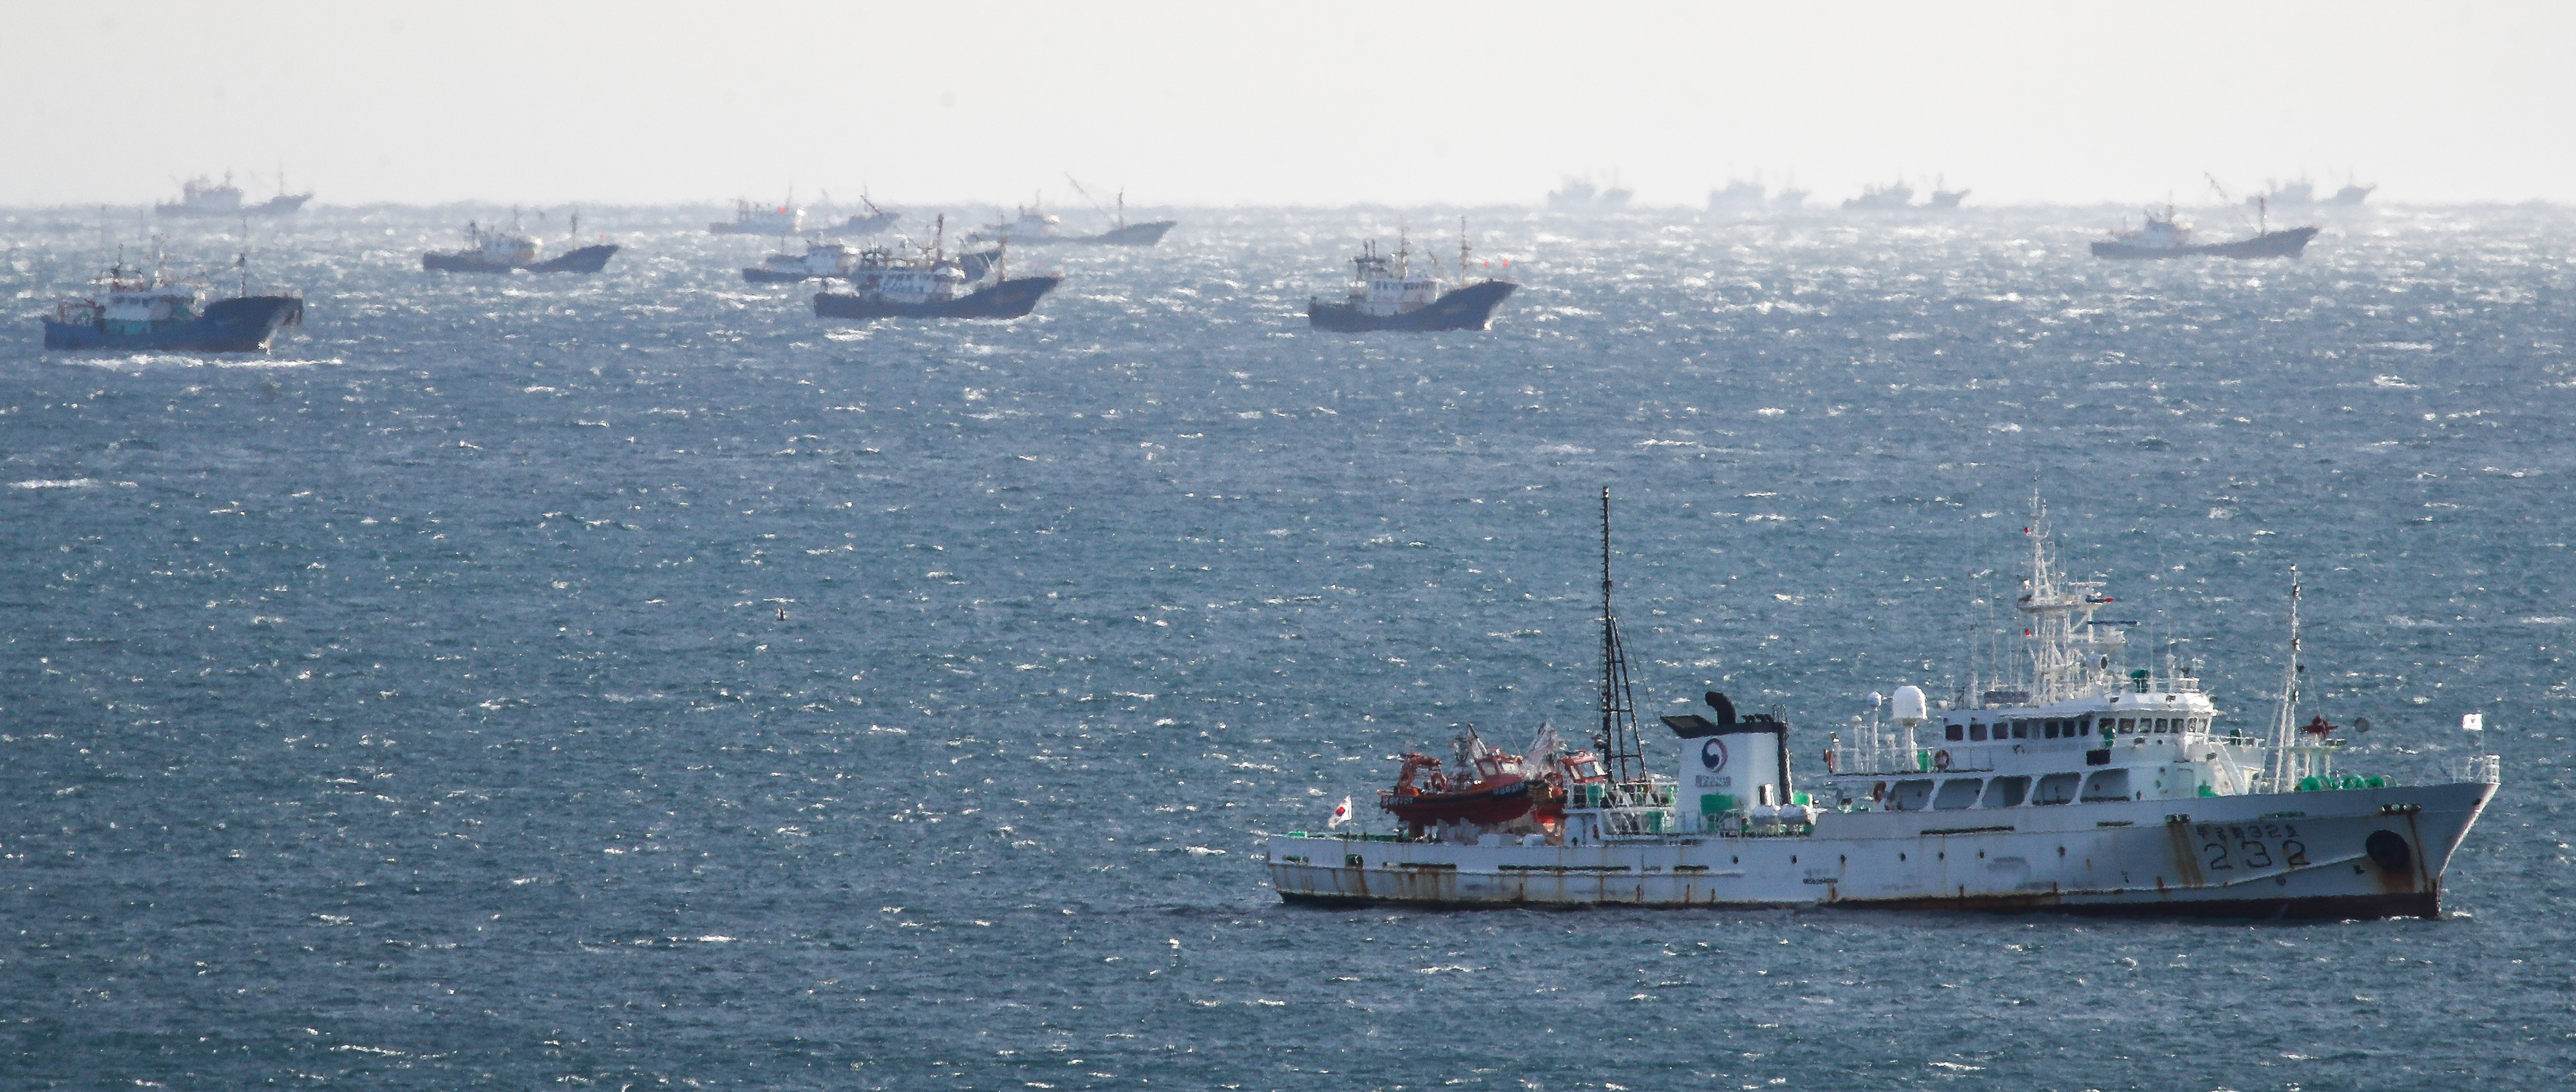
[1548,174,1633,211]
[1307,219,1515,333]
[709,198,804,235]
[1265,496,2499,920]
[41,254,302,352]
[1842,180,1916,211]
[422,214,618,273]
[2091,204,2317,260]
[970,189,1175,247]
[828,194,902,235]
[156,172,310,218]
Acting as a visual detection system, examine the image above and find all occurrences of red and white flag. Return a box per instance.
[1327,795,1354,829]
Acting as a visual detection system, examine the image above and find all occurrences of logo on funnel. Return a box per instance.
[1700,737,1728,771]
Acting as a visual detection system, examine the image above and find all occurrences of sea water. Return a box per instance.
[1,204,2571,1089]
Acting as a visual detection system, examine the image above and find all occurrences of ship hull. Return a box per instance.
[2092,227,2318,260]
[422,244,619,274]
[1309,280,1516,332]
[996,221,1177,247]
[156,194,310,217]
[1267,779,2492,921]
[812,275,1062,320]
[742,267,817,283]
[41,295,303,353]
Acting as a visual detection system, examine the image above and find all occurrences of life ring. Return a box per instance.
[1870,781,1886,802]
[1933,749,1953,771]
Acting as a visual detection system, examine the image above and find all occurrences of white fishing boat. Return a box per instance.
[709,198,804,235]
[1266,497,2498,919]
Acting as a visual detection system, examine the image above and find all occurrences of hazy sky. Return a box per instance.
[5,1,2569,208]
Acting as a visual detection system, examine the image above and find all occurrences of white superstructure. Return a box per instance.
[1267,506,2499,919]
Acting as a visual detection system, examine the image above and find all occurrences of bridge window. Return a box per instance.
[1968,722,1987,742]
[1983,776,2031,807]
[2118,718,2137,733]
[1933,778,1983,810]
[1945,723,1964,742]
[2012,720,2031,739]
[1887,779,1935,811]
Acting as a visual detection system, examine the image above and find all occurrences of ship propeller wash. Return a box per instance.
[1267,497,2497,919]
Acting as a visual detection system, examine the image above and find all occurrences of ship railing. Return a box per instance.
[2441,754,2502,785]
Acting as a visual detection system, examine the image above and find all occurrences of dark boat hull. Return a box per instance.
[41,295,303,352]
[2092,226,2318,260]
[812,275,1062,320]
[743,267,816,283]
[422,244,620,274]
[1309,280,1516,332]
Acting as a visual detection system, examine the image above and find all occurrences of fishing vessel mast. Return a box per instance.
[2264,571,2311,790]
[2012,501,2119,704]
[1596,487,1645,781]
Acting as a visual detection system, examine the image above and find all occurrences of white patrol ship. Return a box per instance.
[1265,498,2499,919]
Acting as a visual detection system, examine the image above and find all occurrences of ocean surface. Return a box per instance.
[3,203,2572,1089]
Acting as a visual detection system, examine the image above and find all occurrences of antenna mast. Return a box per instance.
[2265,569,2304,789]
[1597,487,1644,782]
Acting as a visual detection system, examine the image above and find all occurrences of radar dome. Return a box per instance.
[1891,685,1928,726]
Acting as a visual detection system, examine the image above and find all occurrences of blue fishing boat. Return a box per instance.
[41,260,301,352]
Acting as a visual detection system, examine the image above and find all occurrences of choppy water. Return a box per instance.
[3,203,2573,1089]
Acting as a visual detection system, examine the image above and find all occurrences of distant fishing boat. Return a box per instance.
[2330,180,2376,206]
[2248,178,2316,207]
[1308,219,1516,333]
[1707,178,1766,211]
[422,214,618,273]
[709,198,804,235]
[813,216,1060,320]
[1842,180,1915,211]
[1548,175,1633,211]
[971,185,1175,247]
[156,171,310,217]
[829,194,902,235]
[2090,204,2317,260]
[41,254,301,352]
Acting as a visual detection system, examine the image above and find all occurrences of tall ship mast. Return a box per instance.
[1267,499,2499,919]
